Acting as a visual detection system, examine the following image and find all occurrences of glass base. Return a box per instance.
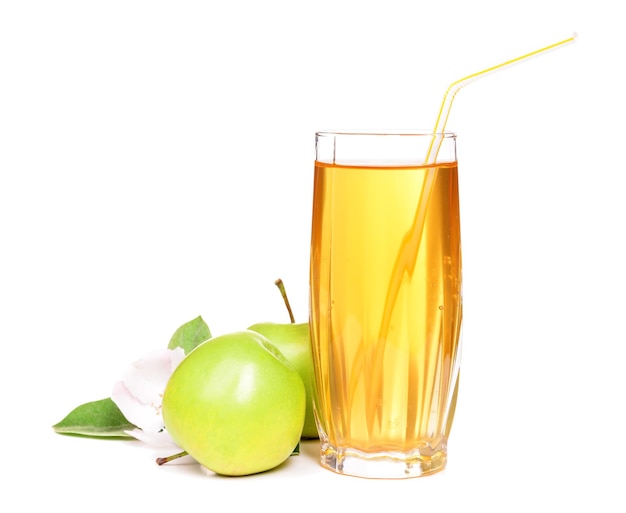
[319,442,447,479]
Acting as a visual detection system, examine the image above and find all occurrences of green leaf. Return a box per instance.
[291,442,300,456]
[168,315,212,354]
[53,398,137,438]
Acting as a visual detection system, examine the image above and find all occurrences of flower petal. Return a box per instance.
[111,347,186,438]
[124,428,178,449]
[122,348,183,405]
[111,380,165,433]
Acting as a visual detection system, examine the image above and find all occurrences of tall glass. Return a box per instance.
[309,130,462,479]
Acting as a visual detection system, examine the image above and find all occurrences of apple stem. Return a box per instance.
[156,450,188,466]
[274,278,295,323]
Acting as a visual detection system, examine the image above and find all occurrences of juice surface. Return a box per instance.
[309,161,462,454]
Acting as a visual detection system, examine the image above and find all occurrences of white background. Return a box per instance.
[1,1,624,511]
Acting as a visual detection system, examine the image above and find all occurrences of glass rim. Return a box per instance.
[315,129,456,138]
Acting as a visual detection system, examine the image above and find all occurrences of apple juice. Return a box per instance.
[309,160,462,477]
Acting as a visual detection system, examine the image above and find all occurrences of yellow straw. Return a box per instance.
[362,33,578,435]
[426,32,578,164]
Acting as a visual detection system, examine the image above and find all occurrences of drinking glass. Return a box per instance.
[309,130,462,478]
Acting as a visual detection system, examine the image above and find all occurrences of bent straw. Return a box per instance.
[360,33,578,437]
[426,32,577,163]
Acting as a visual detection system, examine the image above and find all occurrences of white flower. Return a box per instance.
[111,347,185,449]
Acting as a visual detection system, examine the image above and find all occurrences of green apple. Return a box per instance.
[247,279,318,439]
[161,330,306,476]
[247,321,317,439]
